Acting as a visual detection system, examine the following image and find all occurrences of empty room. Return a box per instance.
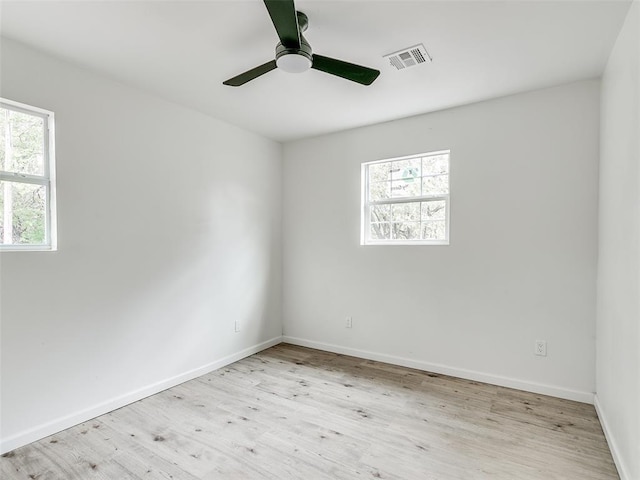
[0,0,638,478]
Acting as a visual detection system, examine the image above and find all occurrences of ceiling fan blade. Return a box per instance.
[264,0,300,49]
[311,55,380,86]
[223,60,278,87]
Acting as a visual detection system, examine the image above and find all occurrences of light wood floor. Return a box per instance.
[1,344,619,479]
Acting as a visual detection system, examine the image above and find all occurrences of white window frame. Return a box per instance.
[0,98,57,251]
[361,150,450,246]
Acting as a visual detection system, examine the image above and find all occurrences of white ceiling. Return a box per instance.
[0,0,631,142]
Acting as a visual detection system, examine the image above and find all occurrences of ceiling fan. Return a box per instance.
[223,0,380,87]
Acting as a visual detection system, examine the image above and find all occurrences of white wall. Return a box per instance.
[596,2,640,479]
[283,80,600,402]
[0,39,282,453]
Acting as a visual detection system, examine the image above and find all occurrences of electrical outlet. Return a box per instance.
[234,321,240,333]
[535,340,547,356]
[346,316,353,329]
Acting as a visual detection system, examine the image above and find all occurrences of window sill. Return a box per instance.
[361,240,449,246]
[0,245,57,252]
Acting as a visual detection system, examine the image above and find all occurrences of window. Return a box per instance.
[361,150,450,245]
[0,99,56,251]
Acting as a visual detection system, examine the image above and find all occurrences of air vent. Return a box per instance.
[383,44,432,70]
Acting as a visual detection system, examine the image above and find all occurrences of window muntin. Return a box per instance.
[0,99,56,251]
[362,151,449,245]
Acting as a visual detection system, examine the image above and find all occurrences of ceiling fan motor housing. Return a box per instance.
[275,36,312,60]
[275,12,312,73]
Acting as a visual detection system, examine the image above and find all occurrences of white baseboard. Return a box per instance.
[0,336,283,455]
[594,395,632,480]
[282,336,594,404]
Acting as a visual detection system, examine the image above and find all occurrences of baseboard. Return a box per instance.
[594,395,632,480]
[0,335,283,455]
[282,336,594,404]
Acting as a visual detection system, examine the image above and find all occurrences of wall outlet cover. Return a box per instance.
[535,340,547,356]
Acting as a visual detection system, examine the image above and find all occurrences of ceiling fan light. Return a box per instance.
[276,53,312,73]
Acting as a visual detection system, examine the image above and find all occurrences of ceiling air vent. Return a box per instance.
[384,44,432,70]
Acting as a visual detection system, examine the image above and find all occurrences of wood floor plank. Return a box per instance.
[0,344,619,479]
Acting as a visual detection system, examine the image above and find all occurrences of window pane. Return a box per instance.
[421,200,446,221]
[369,162,391,183]
[370,204,391,223]
[422,174,449,195]
[392,222,420,240]
[0,108,45,176]
[369,180,391,201]
[421,221,446,240]
[422,155,449,175]
[391,177,421,198]
[391,202,420,222]
[391,158,421,181]
[362,151,450,245]
[0,181,47,245]
[370,223,390,240]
